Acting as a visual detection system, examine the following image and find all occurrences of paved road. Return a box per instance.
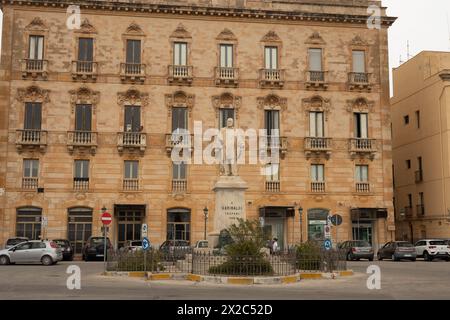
[0,259,449,300]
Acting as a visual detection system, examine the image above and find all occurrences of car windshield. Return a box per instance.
[351,241,371,247]
[397,242,413,247]
[90,238,105,245]
[430,241,446,245]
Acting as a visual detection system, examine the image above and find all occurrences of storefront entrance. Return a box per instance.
[351,208,387,247]
[16,207,42,240]
[352,222,373,244]
[167,208,191,243]
[260,206,295,250]
[115,205,145,249]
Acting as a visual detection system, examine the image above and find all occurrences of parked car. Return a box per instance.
[194,240,209,249]
[159,240,192,259]
[338,240,374,261]
[123,240,144,253]
[4,237,29,249]
[82,236,112,261]
[0,240,62,265]
[53,239,74,261]
[414,239,450,261]
[377,241,417,261]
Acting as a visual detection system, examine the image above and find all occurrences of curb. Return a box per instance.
[102,270,353,284]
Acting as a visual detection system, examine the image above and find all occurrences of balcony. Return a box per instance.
[123,178,139,191]
[71,61,98,81]
[415,170,423,183]
[73,178,89,191]
[404,206,413,218]
[416,204,425,216]
[304,137,332,159]
[265,180,280,193]
[259,69,285,88]
[348,72,372,91]
[120,63,146,83]
[215,67,239,86]
[261,135,288,158]
[349,138,377,160]
[16,129,47,153]
[117,132,146,154]
[22,177,38,190]
[67,131,97,155]
[172,179,187,193]
[355,182,370,193]
[168,65,193,85]
[21,59,48,80]
[305,71,328,90]
[311,181,326,193]
[165,133,193,156]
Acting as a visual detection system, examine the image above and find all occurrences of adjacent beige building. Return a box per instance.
[391,51,450,241]
[0,0,396,254]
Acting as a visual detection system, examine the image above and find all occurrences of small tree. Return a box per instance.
[226,218,265,256]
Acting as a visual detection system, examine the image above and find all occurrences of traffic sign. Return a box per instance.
[324,239,332,250]
[101,212,112,225]
[141,224,148,238]
[330,214,343,226]
[142,237,150,251]
[324,225,331,238]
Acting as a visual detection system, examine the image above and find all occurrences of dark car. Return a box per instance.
[5,237,29,249]
[53,239,74,261]
[339,240,374,261]
[377,241,417,261]
[159,240,192,259]
[82,236,112,261]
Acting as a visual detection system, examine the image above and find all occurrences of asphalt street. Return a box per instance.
[0,259,449,300]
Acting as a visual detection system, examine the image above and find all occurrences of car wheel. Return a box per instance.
[391,254,398,261]
[0,255,10,265]
[377,253,383,261]
[85,255,90,262]
[41,255,53,266]
[423,251,431,261]
[346,253,353,261]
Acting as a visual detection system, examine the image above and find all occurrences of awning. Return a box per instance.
[259,206,295,218]
[351,208,388,221]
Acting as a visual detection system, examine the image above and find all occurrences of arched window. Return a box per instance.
[16,207,42,240]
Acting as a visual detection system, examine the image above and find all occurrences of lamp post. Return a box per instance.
[298,206,303,243]
[203,207,208,241]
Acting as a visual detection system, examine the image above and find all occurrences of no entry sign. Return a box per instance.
[101,212,112,225]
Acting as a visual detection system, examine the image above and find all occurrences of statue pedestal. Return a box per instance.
[210,175,248,248]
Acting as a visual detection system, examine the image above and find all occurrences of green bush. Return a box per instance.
[113,250,165,272]
[295,241,323,271]
[209,257,273,276]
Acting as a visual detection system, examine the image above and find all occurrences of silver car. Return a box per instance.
[0,240,63,266]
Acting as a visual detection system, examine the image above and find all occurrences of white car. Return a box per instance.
[0,240,63,265]
[414,239,450,261]
[124,240,144,252]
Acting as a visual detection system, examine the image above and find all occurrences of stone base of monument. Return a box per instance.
[212,175,248,238]
[207,232,220,248]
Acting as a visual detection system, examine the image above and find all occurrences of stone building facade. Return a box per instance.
[391,51,450,242]
[0,0,396,253]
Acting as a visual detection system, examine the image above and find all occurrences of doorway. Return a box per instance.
[68,207,92,254]
[167,208,191,243]
[115,205,145,249]
[352,221,373,245]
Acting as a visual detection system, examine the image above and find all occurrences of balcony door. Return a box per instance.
[220,44,233,68]
[264,46,278,70]
[126,40,141,64]
[78,38,93,62]
[309,112,324,137]
[352,50,366,73]
[173,42,187,66]
[308,48,322,72]
[124,106,141,132]
[75,105,92,131]
[354,113,368,138]
[28,35,44,60]
[24,103,42,130]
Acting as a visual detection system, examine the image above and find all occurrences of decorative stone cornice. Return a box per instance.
[16,85,50,103]
[4,1,396,27]
[261,31,281,43]
[170,23,191,39]
[69,87,100,113]
[25,17,48,31]
[118,87,149,107]
[257,94,287,111]
[216,28,237,41]
[76,19,97,34]
[305,32,326,45]
[124,22,144,36]
[346,97,374,113]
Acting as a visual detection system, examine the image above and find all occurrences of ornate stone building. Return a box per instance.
[0,0,396,253]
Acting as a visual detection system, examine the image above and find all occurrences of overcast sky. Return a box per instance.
[0,1,449,94]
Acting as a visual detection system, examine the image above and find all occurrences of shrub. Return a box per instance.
[296,241,323,271]
[112,250,165,272]
[208,256,273,276]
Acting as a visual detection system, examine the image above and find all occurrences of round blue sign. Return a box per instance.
[142,237,150,251]
[324,239,332,250]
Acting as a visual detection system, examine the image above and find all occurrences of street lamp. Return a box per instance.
[298,206,303,243]
[203,207,209,240]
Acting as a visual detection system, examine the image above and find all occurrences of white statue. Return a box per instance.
[217,118,244,176]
